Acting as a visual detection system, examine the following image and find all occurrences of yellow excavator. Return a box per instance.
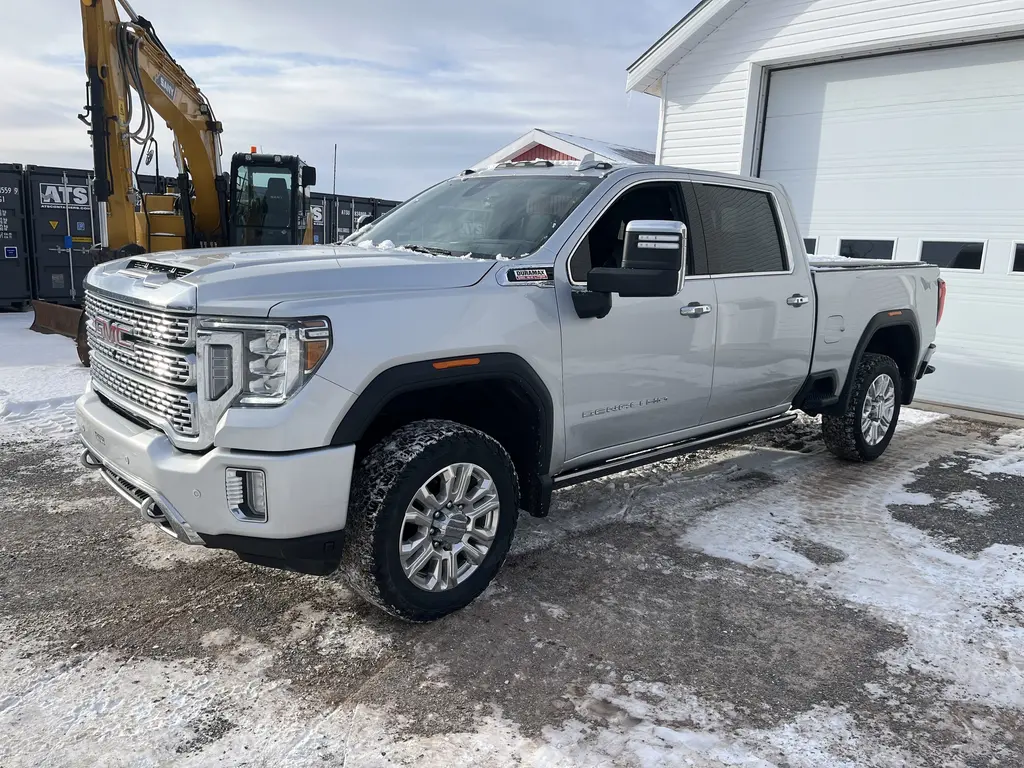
[31,0,317,364]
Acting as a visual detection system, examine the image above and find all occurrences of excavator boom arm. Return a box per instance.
[81,0,225,249]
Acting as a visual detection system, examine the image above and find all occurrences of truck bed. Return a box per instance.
[807,258,941,399]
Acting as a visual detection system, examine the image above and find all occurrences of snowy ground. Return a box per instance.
[1,311,1023,767]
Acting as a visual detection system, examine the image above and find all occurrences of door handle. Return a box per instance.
[680,303,712,317]
[787,294,810,307]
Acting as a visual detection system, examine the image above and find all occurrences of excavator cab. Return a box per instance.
[228,153,317,247]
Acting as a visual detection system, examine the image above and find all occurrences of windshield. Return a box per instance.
[231,164,294,246]
[343,175,600,259]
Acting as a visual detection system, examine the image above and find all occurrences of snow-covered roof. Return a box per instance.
[626,0,745,96]
[471,128,655,171]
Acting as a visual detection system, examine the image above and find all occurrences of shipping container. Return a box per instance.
[0,163,32,309]
[309,193,331,245]
[25,165,96,304]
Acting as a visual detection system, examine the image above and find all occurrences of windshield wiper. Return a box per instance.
[400,244,457,257]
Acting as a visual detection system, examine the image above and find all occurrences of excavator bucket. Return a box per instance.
[30,300,91,366]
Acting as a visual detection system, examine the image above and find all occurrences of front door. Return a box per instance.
[558,180,717,463]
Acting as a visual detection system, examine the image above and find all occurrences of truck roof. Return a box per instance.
[467,160,764,186]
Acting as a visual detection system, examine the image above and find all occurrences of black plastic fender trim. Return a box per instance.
[330,352,555,479]
[829,309,921,414]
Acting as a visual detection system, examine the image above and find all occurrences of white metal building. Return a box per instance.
[628,0,1024,417]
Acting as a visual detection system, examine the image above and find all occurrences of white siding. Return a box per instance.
[659,0,1024,172]
[757,41,1024,416]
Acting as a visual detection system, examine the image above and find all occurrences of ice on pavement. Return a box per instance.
[0,312,90,439]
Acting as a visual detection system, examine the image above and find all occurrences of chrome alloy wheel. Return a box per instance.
[398,463,501,592]
[860,373,896,446]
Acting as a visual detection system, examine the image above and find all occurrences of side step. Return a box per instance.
[551,413,797,490]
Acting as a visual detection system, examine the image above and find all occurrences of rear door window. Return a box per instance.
[693,184,787,275]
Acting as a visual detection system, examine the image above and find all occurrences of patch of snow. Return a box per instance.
[942,490,995,516]
[808,254,849,262]
[356,239,374,249]
[0,313,89,441]
[970,429,1024,477]
[681,452,1024,711]
[897,407,949,430]
[377,239,396,250]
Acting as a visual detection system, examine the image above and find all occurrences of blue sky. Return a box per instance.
[2,1,689,200]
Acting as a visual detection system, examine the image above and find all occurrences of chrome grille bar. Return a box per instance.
[91,356,197,436]
[87,327,195,386]
[84,292,194,347]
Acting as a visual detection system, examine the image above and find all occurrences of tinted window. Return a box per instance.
[1015,244,1024,273]
[803,238,816,254]
[570,182,689,283]
[695,185,786,275]
[920,241,984,270]
[838,240,894,260]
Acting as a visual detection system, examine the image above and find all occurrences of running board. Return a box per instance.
[551,413,797,490]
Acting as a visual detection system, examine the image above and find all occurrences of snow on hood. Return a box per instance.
[85,244,497,317]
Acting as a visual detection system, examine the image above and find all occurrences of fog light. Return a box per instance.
[225,468,269,522]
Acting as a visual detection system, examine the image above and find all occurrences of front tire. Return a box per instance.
[340,419,520,622]
[822,353,902,462]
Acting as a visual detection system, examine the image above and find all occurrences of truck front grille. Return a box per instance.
[91,357,197,436]
[86,326,194,386]
[84,292,193,347]
[85,290,198,439]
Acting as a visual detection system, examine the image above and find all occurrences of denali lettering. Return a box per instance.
[583,397,667,419]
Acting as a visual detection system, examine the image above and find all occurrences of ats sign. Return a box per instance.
[39,183,90,210]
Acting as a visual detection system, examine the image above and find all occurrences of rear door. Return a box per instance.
[693,181,814,424]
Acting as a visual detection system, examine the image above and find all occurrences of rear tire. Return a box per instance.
[340,419,520,622]
[822,353,901,462]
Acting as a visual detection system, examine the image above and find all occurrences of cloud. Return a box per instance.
[2,1,688,199]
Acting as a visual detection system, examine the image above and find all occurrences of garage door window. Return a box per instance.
[803,238,817,254]
[694,184,788,275]
[1012,243,1024,273]
[838,239,894,260]
[920,241,984,270]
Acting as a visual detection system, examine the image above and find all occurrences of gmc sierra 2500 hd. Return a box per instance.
[77,159,945,621]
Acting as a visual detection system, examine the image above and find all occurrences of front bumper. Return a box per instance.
[76,385,356,561]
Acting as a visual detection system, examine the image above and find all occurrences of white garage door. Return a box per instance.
[760,39,1024,417]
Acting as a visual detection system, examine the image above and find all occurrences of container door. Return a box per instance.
[334,197,354,241]
[27,166,96,304]
[0,165,31,307]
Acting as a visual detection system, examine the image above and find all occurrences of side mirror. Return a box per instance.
[301,166,317,187]
[355,213,375,229]
[586,220,685,298]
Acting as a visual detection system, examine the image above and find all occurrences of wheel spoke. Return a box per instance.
[467,478,493,504]
[467,526,495,546]
[404,508,434,528]
[413,486,440,512]
[461,540,487,565]
[436,550,458,591]
[452,464,474,504]
[404,540,436,577]
[466,496,499,522]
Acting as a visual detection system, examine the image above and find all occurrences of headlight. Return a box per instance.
[197,317,332,407]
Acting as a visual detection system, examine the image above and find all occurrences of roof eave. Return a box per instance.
[625,0,744,94]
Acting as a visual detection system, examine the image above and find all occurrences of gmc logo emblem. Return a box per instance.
[93,316,134,350]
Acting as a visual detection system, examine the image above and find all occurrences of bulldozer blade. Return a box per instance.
[29,300,92,366]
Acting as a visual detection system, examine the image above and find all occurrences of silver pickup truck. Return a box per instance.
[76,160,945,620]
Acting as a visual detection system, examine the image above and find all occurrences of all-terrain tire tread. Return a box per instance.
[822,353,901,462]
[339,419,519,622]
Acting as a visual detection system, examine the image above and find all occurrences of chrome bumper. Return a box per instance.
[80,442,204,545]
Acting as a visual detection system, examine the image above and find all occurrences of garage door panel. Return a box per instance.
[760,39,1024,416]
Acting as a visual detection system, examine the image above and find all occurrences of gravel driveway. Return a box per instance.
[1,406,1023,767]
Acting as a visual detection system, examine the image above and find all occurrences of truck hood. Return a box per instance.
[85,244,497,316]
